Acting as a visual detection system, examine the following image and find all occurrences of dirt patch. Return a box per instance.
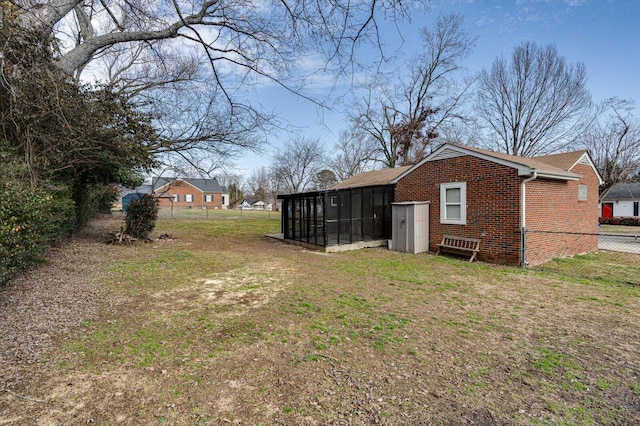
[1,215,640,425]
[0,216,120,387]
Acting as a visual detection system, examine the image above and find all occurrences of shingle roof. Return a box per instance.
[152,177,222,193]
[532,150,589,171]
[602,182,640,201]
[332,165,413,190]
[454,144,582,177]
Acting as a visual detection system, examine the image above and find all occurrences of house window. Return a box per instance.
[440,182,467,225]
[204,194,213,203]
[330,196,337,207]
[185,194,194,202]
[578,184,588,201]
[222,196,226,204]
[173,194,179,202]
[634,202,639,217]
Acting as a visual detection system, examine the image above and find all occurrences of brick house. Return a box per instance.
[392,144,603,266]
[152,178,229,210]
[278,143,602,266]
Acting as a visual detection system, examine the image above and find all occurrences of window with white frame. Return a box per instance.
[172,194,179,202]
[185,194,194,202]
[204,194,213,202]
[578,184,588,201]
[440,182,467,225]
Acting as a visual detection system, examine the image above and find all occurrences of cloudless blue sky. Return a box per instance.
[236,0,639,176]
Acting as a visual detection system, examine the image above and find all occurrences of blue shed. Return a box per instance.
[122,193,144,212]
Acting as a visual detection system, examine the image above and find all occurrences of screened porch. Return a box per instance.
[278,185,395,248]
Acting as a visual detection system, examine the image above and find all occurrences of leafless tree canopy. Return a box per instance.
[476,42,592,157]
[10,0,420,94]
[328,130,376,181]
[582,98,640,193]
[271,137,325,193]
[6,0,425,171]
[351,13,475,168]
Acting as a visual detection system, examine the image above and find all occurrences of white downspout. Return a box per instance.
[521,172,538,266]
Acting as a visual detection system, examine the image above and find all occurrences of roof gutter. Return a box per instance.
[521,172,538,266]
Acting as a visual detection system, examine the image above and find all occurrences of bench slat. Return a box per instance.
[436,235,481,262]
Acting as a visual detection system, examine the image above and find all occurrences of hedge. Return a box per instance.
[0,180,75,285]
[599,216,640,226]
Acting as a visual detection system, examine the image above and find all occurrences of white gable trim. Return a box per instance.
[154,178,201,194]
[568,152,604,185]
[391,144,532,183]
[152,180,174,194]
[391,144,581,184]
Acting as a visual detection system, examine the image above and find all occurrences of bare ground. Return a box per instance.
[1,214,639,425]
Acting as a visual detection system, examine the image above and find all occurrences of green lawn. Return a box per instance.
[19,215,640,425]
[600,224,640,235]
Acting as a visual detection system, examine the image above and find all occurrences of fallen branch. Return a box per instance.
[3,389,45,403]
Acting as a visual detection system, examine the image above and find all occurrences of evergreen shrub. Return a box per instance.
[125,195,159,239]
[0,180,74,285]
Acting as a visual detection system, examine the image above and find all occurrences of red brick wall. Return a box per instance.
[154,180,222,209]
[524,163,600,265]
[395,155,523,265]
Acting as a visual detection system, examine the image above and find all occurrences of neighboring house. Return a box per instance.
[277,143,603,266]
[220,186,230,209]
[240,198,271,210]
[152,177,227,209]
[600,182,640,218]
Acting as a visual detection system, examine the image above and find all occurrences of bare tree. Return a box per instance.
[247,166,273,200]
[272,137,325,193]
[582,98,640,194]
[5,1,425,174]
[9,0,421,106]
[476,42,592,157]
[351,14,475,168]
[226,181,244,208]
[327,130,376,181]
[311,169,338,190]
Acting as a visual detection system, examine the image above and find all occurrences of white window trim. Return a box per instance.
[440,182,467,225]
[185,194,194,202]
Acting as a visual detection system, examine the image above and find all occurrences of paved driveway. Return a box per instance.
[599,233,640,254]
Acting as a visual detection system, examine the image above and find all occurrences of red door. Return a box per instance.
[602,203,614,218]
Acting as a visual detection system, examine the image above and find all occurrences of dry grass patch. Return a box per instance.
[2,214,640,425]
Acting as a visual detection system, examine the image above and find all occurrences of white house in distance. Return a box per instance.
[600,182,640,218]
[239,198,272,210]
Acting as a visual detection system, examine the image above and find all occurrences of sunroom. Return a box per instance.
[277,166,410,251]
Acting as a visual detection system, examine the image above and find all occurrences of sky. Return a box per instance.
[235,0,640,176]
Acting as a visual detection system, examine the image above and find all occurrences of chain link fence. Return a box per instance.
[525,227,640,286]
[157,207,281,221]
[597,232,640,254]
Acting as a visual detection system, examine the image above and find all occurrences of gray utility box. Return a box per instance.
[391,202,430,254]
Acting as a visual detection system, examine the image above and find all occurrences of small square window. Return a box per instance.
[578,184,587,201]
[330,196,337,207]
[185,194,194,202]
[173,194,179,202]
[205,194,213,202]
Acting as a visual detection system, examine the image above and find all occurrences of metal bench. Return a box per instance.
[436,235,481,262]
